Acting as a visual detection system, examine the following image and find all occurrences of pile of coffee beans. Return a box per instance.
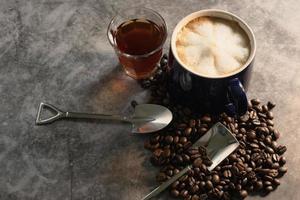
[139,55,287,200]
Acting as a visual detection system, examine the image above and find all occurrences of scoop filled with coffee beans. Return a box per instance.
[139,55,287,200]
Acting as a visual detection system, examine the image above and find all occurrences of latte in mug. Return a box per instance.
[176,16,250,77]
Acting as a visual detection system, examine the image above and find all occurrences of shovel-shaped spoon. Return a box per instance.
[35,102,173,134]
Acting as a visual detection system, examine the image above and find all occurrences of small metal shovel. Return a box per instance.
[35,102,173,134]
[142,122,240,200]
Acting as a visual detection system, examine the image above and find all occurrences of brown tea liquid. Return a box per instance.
[115,19,165,79]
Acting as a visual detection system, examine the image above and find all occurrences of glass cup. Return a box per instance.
[107,7,167,79]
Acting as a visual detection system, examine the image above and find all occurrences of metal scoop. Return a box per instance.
[35,102,173,134]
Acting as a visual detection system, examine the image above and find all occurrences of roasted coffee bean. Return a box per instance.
[264,181,272,186]
[256,181,263,190]
[240,190,248,199]
[171,189,180,197]
[272,163,280,169]
[156,172,167,182]
[251,99,261,105]
[264,175,273,182]
[201,115,211,123]
[265,185,273,192]
[165,135,173,144]
[250,143,259,149]
[267,119,274,126]
[184,127,192,136]
[153,148,163,157]
[265,110,273,119]
[182,154,190,162]
[206,180,213,190]
[173,136,179,143]
[191,194,199,200]
[171,181,180,188]
[162,148,171,158]
[212,174,220,184]
[267,101,276,110]
[180,189,189,198]
[247,130,256,139]
[273,130,280,140]
[190,154,201,160]
[279,156,287,165]
[180,137,188,144]
[193,158,203,168]
[166,169,173,176]
[277,145,287,155]
[278,166,288,174]
[223,170,232,178]
[191,185,199,193]
[273,178,280,186]
[266,146,275,154]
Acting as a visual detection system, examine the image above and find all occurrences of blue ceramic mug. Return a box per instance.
[168,9,256,116]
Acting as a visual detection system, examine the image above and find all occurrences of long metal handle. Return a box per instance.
[35,102,129,125]
[65,112,127,121]
[141,166,191,200]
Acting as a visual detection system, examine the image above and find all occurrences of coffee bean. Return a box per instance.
[165,135,173,144]
[250,143,259,149]
[240,190,248,199]
[182,154,190,162]
[252,119,261,126]
[171,189,180,197]
[191,194,199,200]
[264,181,272,186]
[162,148,171,158]
[153,148,163,157]
[256,181,263,190]
[156,172,167,182]
[251,99,261,105]
[247,130,256,139]
[272,163,280,169]
[206,180,213,190]
[267,101,276,110]
[273,178,280,186]
[262,105,268,112]
[273,130,280,140]
[193,158,203,168]
[180,189,189,198]
[279,156,287,165]
[267,119,274,126]
[201,115,211,123]
[266,146,275,154]
[190,154,201,160]
[191,185,199,193]
[265,185,273,192]
[266,111,274,119]
[173,136,179,143]
[276,145,287,155]
[171,181,179,188]
[166,169,173,176]
[184,127,192,136]
[212,174,220,184]
[180,137,188,144]
[223,170,232,178]
[264,175,273,182]
[279,166,287,174]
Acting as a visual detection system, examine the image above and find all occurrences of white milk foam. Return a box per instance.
[176,17,250,77]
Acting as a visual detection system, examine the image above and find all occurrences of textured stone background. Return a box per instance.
[0,0,299,200]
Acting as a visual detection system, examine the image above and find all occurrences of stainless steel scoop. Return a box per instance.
[35,102,173,134]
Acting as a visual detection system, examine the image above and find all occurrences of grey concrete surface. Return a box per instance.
[0,0,299,199]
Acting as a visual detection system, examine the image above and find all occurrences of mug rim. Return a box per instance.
[171,9,256,79]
